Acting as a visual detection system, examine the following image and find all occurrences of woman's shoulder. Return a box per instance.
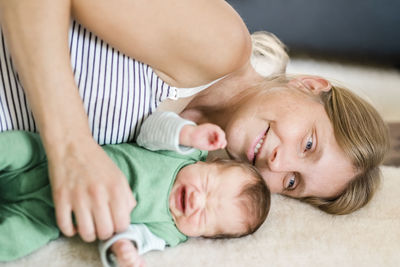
[151,0,252,88]
[73,0,251,88]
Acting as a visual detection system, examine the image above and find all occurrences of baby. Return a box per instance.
[0,112,270,267]
[102,111,270,266]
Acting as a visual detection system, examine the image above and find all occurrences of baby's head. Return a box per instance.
[169,159,270,239]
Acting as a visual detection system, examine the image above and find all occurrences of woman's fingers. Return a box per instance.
[92,193,114,240]
[110,179,136,233]
[49,140,134,242]
[74,199,96,242]
[54,194,76,237]
[128,189,137,211]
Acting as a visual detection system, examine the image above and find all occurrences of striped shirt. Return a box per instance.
[0,21,213,145]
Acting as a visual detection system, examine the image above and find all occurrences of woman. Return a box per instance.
[0,0,389,246]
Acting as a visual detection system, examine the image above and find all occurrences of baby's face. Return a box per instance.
[169,162,249,237]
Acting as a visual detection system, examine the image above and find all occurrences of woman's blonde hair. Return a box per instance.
[250,31,289,76]
[301,84,390,214]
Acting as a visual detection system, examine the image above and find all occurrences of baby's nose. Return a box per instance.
[189,190,206,213]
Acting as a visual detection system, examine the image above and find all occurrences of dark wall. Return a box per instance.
[227,0,400,63]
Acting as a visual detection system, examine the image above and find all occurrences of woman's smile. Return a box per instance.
[248,126,270,165]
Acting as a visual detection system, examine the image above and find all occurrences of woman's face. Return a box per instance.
[225,78,356,199]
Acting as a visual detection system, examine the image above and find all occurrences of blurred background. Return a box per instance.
[228,0,400,66]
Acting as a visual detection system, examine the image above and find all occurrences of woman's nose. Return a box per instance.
[265,129,286,172]
[267,145,301,177]
[268,146,282,172]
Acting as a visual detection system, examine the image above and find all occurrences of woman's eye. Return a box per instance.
[305,136,313,151]
[286,176,296,190]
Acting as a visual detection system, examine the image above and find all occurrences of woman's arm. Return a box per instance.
[0,0,135,242]
[0,0,250,243]
[71,0,252,87]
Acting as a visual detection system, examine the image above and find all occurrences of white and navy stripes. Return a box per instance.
[0,21,180,145]
[0,31,37,133]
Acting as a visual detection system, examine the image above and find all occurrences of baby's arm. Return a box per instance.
[136,111,226,153]
[99,224,165,267]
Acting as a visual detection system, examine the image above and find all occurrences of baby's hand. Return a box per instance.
[180,123,227,151]
[111,239,145,267]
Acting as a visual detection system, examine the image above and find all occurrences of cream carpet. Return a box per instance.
[2,57,400,267]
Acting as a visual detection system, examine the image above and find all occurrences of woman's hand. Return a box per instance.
[111,239,145,267]
[0,0,135,242]
[49,138,136,242]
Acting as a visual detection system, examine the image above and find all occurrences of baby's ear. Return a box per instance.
[291,76,332,95]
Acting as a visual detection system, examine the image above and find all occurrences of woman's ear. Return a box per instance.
[291,76,332,95]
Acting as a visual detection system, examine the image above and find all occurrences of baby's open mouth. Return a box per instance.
[175,185,187,215]
[181,186,186,214]
[253,126,270,165]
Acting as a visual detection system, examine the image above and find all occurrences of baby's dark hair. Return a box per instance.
[209,159,271,239]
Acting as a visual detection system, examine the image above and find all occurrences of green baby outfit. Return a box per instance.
[0,131,207,261]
